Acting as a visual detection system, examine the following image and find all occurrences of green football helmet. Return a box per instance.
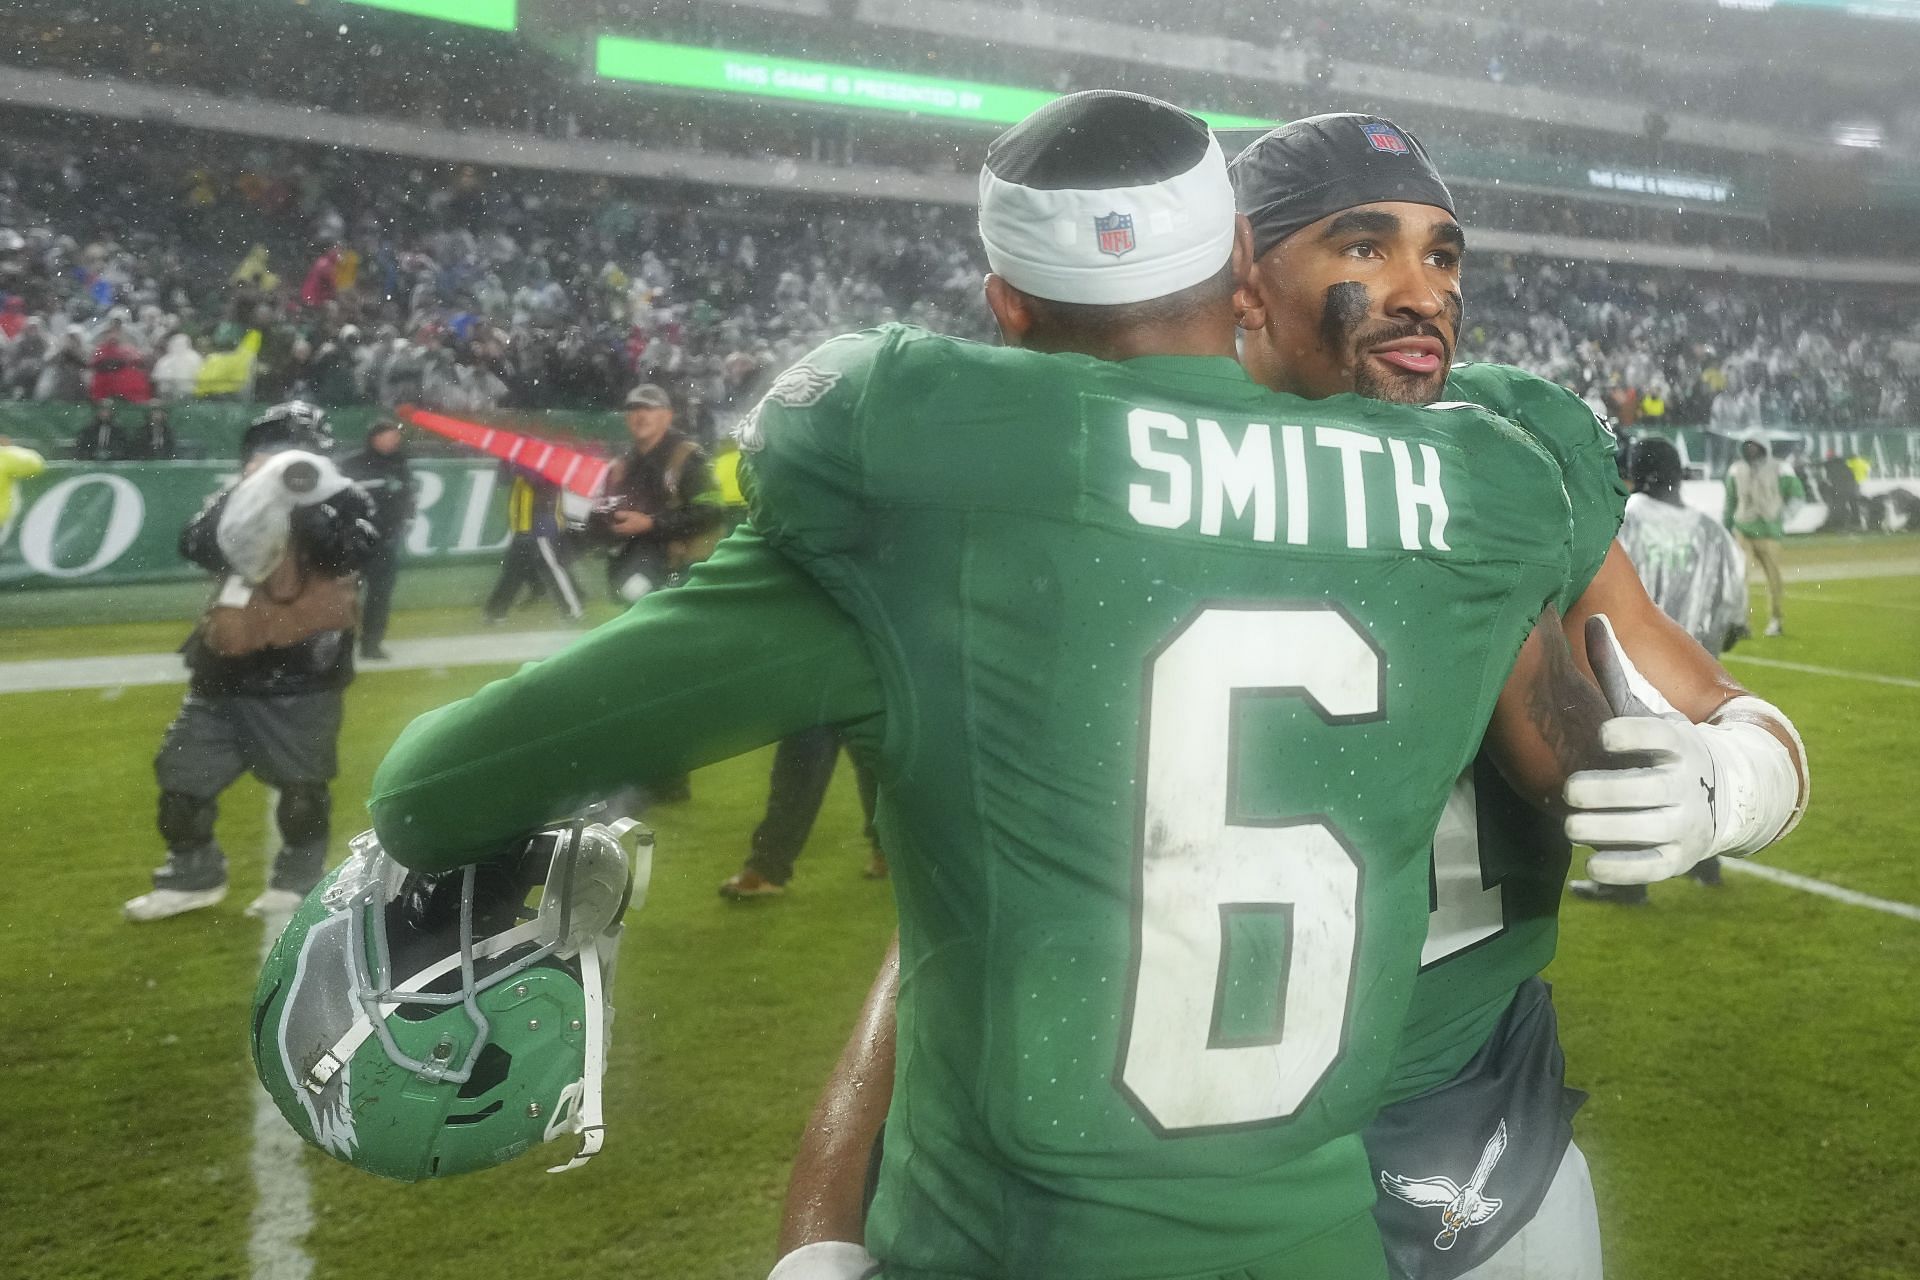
[251,817,650,1182]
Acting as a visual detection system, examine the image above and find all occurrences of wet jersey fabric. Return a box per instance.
[369,528,884,870]
[1366,979,1584,1280]
[1386,366,1628,1104]
[1389,751,1573,1103]
[1443,363,1625,617]
[742,324,1575,1280]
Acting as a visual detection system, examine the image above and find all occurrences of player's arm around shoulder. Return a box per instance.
[368,529,885,873]
[1483,606,1615,817]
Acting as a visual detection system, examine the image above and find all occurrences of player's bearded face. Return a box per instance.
[1237,201,1464,406]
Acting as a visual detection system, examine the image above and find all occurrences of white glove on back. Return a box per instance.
[1564,615,1803,885]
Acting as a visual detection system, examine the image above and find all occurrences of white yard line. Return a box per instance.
[1721,654,1920,689]
[1779,560,1920,583]
[0,630,579,695]
[1722,859,1920,924]
[1787,591,1920,613]
[249,789,313,1280]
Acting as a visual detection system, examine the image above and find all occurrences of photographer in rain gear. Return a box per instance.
[124,401,380,923]
[592,383,724,602]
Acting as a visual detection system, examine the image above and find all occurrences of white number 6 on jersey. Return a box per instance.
[1119,606,1378,1133]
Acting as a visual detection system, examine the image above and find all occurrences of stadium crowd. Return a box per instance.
[4,0,1902,139]
[0,140,1913,444]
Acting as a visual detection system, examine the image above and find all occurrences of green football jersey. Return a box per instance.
[743,326,1576,1280]
[1384,364,1629,1103]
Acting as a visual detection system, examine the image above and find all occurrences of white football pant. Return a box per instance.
[1457,1141,1603,1280]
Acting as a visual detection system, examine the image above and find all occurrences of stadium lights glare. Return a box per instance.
[593,36,1276,132]
[338,0,517,32]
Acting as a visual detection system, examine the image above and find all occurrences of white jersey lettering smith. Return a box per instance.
[1126,406,1453,551]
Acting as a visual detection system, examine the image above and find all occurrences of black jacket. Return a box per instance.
[593,429,722,551]
[340,447,416,539]
[70,418,125,461]
[179,480,380,697]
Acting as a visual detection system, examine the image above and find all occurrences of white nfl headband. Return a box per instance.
[978,133,1235,307]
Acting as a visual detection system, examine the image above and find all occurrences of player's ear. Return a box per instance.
[1231,219,1269,333]
[983,274,1036,348]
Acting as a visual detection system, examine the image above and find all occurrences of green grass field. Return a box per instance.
[1,534,1915,1280]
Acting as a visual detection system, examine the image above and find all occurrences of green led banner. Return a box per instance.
[595,36,1273,131]
[1717,0,1920,18]
[341,0,517,31]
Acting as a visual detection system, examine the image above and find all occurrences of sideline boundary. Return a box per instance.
[1722,858,1920,923]
[248,790,314,1280]
[1722,653,1920,689]
[0,630,577,695]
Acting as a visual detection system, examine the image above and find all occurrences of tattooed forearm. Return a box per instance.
[1527,608,1612,783]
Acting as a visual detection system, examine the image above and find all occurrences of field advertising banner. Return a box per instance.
[0,461,515,591]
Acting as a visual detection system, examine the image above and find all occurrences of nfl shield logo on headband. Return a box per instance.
[1362,123,1410,155]
[1094,211,1136,258]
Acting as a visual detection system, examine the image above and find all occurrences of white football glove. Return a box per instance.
[1564,615,1803,885]
[767,1241,879,1280]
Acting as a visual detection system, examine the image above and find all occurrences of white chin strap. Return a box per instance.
[546,932,613,1173]
[547,816,642,1172]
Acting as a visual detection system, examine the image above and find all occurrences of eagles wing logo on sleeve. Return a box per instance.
[735,363,842,453]
[1379,1119,1509,1251]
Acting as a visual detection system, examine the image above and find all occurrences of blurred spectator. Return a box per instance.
[307,326,364,405]
[1820,453,1863,532]
[483,464,584,624]
[37,330,88,403]
[300,244,345,308]
[1724,440,1803,638]
[339,419,414,660]
[70,399,125,460]
[1624,439,1751,656]
[151,334,205,401]
[1638,382,1668,426]
[718,728,885,900]
[89,318,152,403]
[196,327,262,399]
[4,318,49,398]
[0,435,45,522]
[231,245,280,292]
[129,406,177,461]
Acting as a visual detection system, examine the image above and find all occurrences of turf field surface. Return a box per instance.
[0,533,1914,1280]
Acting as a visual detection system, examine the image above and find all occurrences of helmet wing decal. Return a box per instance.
[278,911,362,1159]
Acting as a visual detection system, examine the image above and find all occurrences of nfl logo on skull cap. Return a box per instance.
[1363,123,1411,155]
[1094,211,1136,258]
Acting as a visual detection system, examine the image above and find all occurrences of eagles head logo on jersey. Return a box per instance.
[736,362,842,453]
